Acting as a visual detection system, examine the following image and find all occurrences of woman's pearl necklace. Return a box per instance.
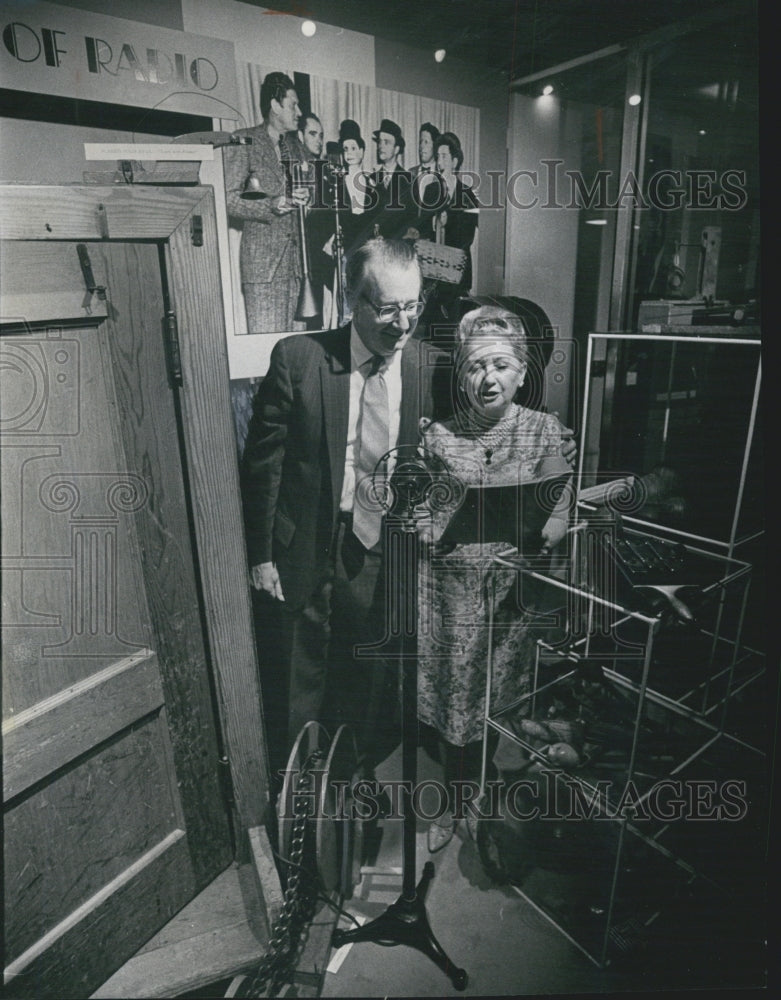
[463,405,520,465]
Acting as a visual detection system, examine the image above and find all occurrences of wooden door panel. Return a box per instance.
[2,237,232,998]
[0,240,109,325]
[5,713,191,964]
[97,240,232,879]
[4,828,194,997]
[2,648,162,800]
[1,324,152,711]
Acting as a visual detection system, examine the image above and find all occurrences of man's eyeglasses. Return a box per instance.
[362,296,425,324]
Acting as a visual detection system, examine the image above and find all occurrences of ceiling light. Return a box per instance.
[542,84,554,96]
[301,20,316,37]
[434,49,446,63]
[699,129,707,135]
[585,218,608,226]
[628,93,642,106]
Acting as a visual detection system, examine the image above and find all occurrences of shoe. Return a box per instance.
[427,816,456,853]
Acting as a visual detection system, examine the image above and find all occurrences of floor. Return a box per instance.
[316,724,768,998]
[320,748,620,998]
[96,659,771,999]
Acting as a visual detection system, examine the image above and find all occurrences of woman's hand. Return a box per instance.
[540,516,568,553]
[551,412,578,468]
[250,561,285,601]
[560,430,577,467]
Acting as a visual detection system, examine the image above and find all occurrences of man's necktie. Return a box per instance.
[352,355,389,549]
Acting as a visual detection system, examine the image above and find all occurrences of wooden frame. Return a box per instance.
[0,183,269,849]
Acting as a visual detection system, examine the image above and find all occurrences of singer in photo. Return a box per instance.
[224,71,310,333]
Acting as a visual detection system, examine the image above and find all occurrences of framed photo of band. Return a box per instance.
[219,61,480,379]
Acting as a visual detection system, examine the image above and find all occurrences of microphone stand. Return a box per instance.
[324,157,348,328]
[331,447,468,991]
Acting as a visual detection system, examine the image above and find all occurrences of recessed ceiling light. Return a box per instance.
[628,93,642,106]
[301,20,316,37]
[585,218,608,226]
[699,128,707,135]
[542,84,554,96]
[434,49,446,63]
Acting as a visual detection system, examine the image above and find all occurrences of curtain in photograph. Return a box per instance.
[221,62,482,337]
[309,76,481,275]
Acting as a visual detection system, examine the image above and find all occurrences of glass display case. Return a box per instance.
[579,332,762,558]
[478,523,757,968]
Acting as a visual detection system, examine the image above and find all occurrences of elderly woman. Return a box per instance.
[417,306,572,851]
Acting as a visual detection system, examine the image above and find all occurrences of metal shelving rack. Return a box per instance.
[476,514,755,967]
[579,330,764,730]
[469,328,764,967]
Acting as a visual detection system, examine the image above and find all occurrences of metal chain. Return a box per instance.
[229,751,323,998]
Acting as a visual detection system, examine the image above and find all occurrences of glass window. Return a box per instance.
[630,9,759,328]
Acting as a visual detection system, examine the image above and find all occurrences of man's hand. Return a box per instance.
[270,195,296,216]
[251,561,285,601]
[290,185,310,208]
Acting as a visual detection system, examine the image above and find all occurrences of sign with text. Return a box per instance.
[84,143,215,161]
[0,1,238,119]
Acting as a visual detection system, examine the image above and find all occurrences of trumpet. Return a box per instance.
[291,160,319,321]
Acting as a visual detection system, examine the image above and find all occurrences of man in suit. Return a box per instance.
[298,112,324,161]
[411,122,440,178]
[409,122,448,241]
[297,112,337,329]
[224,72,310,333]
[241,238,437,778]
[363,119,416,243]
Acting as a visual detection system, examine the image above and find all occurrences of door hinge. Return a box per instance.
[163,310,183,387]
[76,243,107,304]
[218,755,235,808]
[190,214,203,247]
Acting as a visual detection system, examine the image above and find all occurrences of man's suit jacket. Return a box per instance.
[241,327,441,610]
[224,124,301,287]
[362,164,415,242]
[440,178,479,291]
